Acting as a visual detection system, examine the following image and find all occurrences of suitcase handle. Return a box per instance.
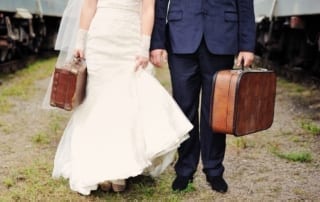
[73,56,85,64]
[233,60,252,71]
[68,57,86,74]
[240,59,253,70]
[238,60,269,72]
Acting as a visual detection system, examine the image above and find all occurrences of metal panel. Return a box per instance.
[0,0,67,17]
[255,0,320,20]
[40,0,68,17]
[0,0,39,14]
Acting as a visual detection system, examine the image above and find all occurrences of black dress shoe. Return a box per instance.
[206,176,228,193]
[172,176,193,191]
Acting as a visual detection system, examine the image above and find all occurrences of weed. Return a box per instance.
[0,96,14,113]
[3,178,14,188]
[269,143,312,163]
[270,185,282,193]
[32,132,50,144]
[281,131,292,136]
[274,150,312,163]
[235,137,247,149]
[290,136,301,143]
[301,121,320,136]
[181,182,196,193]
[293,187,307,196]
[229,137,256,150]
[0,121,13,134]
[139,183,155,198]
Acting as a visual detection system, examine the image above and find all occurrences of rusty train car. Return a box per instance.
[254,0,320,77]
[0,0,67,63]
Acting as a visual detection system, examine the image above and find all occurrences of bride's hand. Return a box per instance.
[74,49,85,59]
[135,55,149,72]
[74,29,88,59]
[135,35,151,72]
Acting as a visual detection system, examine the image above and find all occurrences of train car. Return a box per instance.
[254,0,320,77]
[0,0,67,63]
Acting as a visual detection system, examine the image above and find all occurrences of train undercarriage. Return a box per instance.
[0,9,60,65]
[256,15,320,78]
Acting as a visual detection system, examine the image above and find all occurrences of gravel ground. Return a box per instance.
[0,63,319,201]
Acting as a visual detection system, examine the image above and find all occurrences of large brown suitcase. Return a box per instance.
[210,68,276,136]
[50,58,87,111]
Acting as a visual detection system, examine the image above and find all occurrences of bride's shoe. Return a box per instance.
[111,179,126,192]
[99,180,112,192]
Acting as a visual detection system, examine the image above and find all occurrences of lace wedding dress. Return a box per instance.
[52,0,193,195]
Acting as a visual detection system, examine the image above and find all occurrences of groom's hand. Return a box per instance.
[236,51,254,67]
[150,49,168,67]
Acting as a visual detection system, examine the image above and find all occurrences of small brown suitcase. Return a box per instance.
[50,58,87,111]
[210,68,276,136]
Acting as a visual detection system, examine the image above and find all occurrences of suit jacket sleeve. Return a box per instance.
[238,0,256,52]
[150,0,169,50]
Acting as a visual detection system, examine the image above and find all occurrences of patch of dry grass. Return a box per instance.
[0,57,55,113]
[301,120,320,136]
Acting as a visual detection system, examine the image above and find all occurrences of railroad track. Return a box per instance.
[0,59,26,73]
[0,55,41,73]
[0,51,56,73]
[0,52,56,86]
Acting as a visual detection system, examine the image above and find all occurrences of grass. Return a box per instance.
[301,120,320,136]
[0,159,198,201]
[268,141,313,163]
[290,136,302,143]
[1,59,319,200]
[32,132,50,145]
[155,65,172,92]
[0,57,56,113]
[0,96,14,113]
[270,146,312,163]
[0,160,73,201]
[48,112,69,136]
[0,120,13,134]
[277,78,307,94]
[2,178,14,189]
[180,182,196,193]
[228,136,257,150]
[280,130,292,136]
[234,137,248,149]
[277,152,312,163]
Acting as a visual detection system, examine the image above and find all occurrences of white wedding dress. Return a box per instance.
[52,0,193,195]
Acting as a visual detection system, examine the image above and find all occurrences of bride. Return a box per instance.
[50,0,193,195]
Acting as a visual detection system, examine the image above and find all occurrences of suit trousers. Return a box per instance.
[168,39,234,177]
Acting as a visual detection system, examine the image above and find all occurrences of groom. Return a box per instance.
[150,0,256,193]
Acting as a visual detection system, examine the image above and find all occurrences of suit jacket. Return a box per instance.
[150,0,256,55]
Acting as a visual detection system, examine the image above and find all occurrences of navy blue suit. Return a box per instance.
[151,0,255,178]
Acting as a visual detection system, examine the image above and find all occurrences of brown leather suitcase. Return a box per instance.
[50,58,87,111]
[210,68,276,136]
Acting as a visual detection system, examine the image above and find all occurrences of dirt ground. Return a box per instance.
[0,59,319,201]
